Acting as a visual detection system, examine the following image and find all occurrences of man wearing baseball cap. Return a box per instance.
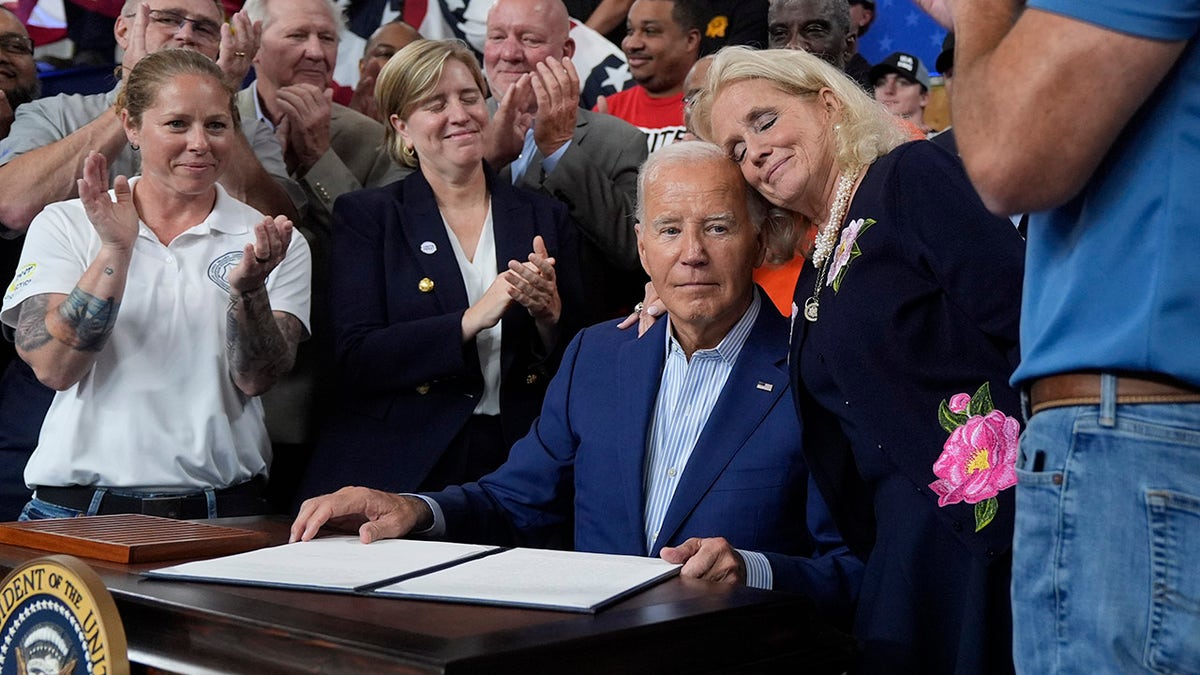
[871,51,935,135]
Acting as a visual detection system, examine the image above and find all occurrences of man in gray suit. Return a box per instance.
[239,0,404,227]
[483,0,648,319]
[238,0,405,503]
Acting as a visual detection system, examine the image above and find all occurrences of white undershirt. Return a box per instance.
[442,203,502,415]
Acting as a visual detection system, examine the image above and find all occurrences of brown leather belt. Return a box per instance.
[1029,372,1200,416]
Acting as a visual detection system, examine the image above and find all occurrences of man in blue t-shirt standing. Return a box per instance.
[919,0,1199,671]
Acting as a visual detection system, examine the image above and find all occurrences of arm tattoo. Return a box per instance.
[54,286,120,351]
[226,287,299,381]
[14,295,53,352]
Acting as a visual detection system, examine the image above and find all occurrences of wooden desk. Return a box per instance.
[0,517,854,673]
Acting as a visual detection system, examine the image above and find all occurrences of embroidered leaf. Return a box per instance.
[829,219,875,294]
[967,382,995,417]
[830,246,860,292]
[939,399,969,434]
[975,497,998,532]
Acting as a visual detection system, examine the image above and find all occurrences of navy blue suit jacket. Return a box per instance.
[427,299,863,616]
[300,167,583,498]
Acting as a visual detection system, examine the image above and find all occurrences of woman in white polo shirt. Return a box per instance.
[0,49,312,519]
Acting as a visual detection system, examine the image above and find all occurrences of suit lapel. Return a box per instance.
[399,172,469,313]
[490,174,538,377]
[652,307,790,552]
[615,319,669,552]
[490,174,537,288]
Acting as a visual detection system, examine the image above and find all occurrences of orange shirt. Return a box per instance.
[754,257,806,317]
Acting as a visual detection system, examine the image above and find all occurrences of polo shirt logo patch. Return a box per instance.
[5,262,37,303]
[207,251,244,293]
[706,16,728,38]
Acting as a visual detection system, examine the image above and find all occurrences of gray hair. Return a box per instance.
[636,140,772,236]
[242,0,343,30]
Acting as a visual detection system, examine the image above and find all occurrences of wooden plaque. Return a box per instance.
[0,514,271,563]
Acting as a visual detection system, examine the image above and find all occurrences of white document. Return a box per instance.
[147,536,497,592]
[374,548,681,613]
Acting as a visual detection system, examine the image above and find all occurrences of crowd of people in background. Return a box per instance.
[1,0,1197,672]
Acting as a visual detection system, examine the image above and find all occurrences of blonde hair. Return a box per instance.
[690,47,904,259]
[692,46,904,171]
[117,48,238,128]
[375,39,488,168]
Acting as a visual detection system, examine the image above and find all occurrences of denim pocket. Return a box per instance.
[1144,489,1200,674]
[18,497,83,521]
[1011,414,1071,672]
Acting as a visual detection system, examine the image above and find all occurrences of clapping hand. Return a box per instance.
[530,57,580,158]
[228,215,294,293]
[120,4,152,78]
[276,84,334,175]
[349,69,382,121]
[507,235,560,324]
[217,10,262,89]
[484,73,534,167]
[77,152,138,252]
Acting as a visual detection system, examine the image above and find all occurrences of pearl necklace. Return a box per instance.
[803,167,860,323]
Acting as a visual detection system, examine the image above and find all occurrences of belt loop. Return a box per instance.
[205,488,218,518]
[1099,373,1118,427]
[86,488,108,516]
[1020,388,1032,423]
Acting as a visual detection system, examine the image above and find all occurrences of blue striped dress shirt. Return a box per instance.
[643,293,773,588]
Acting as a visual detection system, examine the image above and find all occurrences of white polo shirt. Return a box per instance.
[1,180,312,491]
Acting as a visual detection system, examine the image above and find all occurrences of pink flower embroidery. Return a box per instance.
[929,409,1020,508]
[948,393,971,413]
[826,218,874,291]
[931,382,1020,531]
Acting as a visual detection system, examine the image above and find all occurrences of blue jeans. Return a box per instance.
[19,487,220,520]
[19,497,84,520]
[1013,389,1200,674]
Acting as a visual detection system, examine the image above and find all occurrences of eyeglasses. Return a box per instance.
[0,35,35,57]
[125,9,222,45]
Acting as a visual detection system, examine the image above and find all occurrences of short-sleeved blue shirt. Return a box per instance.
[1012,0,1200,387]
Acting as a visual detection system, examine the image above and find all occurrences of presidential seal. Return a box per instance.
[0,556,128,675]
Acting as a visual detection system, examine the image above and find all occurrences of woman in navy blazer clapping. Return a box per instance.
[300,40,582,500]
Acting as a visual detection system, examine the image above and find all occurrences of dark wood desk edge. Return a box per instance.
[0,517,851,673]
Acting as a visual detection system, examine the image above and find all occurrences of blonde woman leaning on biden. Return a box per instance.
[688,47,1025,673]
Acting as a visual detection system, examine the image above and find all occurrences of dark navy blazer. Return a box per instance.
[300,166,583,498]
[427,299,863,616]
